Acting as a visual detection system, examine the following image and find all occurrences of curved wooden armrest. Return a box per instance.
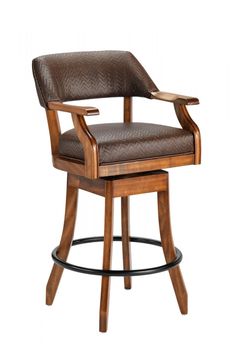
[47,102,99,179]
[48,101,100,116]
[151,91,199,105]
[71,113,99,179]
[174,103,201,164]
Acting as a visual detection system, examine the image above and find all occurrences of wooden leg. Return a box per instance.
[121,196,132,289]
[157,189,188,314]
[99,181,114,332]
[46,174,78,305]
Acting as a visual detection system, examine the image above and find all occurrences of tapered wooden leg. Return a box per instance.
[46,174,78,305]
[121,196,132,289]
[158,189,188,314]
[99,181,114,332]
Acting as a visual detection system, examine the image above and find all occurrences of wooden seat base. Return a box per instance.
[46,170,188,332]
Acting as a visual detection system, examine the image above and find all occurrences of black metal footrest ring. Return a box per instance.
[52,236,182,277]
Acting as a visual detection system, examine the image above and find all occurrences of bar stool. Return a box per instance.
[32,51,201,332]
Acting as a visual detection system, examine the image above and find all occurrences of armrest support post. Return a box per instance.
[71,113,99,179]
[46,101,99,178]
[150,90,201,164]
[174,103,201,164]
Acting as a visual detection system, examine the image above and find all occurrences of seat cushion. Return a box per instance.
[59,123,194,164]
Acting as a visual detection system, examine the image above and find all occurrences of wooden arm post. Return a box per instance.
[46,101,100,179]
[71,114,99,179]
[174,104,201,164]
[151,91,201,165]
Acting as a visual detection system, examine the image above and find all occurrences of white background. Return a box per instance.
[1,0,236,355]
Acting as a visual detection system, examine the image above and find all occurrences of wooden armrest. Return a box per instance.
[48,101,100,116]
[151,91,199,105]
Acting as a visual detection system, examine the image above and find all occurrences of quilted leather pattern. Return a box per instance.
[59,123,194,164]
[32,51,158,107]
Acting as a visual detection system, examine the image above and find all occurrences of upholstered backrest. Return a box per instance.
[32,51,158,108]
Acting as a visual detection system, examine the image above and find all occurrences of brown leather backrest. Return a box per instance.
[32,51,158,108]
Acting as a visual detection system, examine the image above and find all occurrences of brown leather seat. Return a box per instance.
[59,123,194,164]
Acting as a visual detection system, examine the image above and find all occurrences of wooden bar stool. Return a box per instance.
[32,51,201,332]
